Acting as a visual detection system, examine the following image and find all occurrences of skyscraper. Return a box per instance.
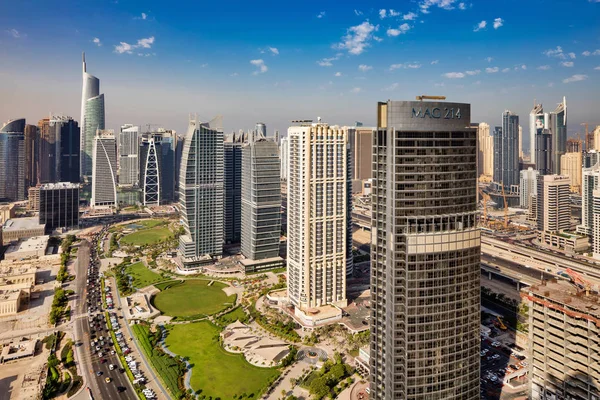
[493,111,520,190]
[537,175,570,232]
[224,134,243,244]
[178,115,224,268]
[140,137,160,206]
[550,97,567,175]
[37,117,52,183]
[39,182,79,231]
[520,168,539,209]
[519,125,523,160]
[118,124,140,186]
[24,124,39,189]
[39,116,80,184]
[80,54,103,180]
[577,162,600,236]
[287,120,351,320]
[138,129,177,205]
[280,137,288,181]
[0,119,26,202]
[91,130,117,208]
[560,151,582,193]
[240,138,282,270]
[371,100,480,399]
[349,126,374,181]
[255,122,266,138]
[477,122,493,178]
[529,103,544,165]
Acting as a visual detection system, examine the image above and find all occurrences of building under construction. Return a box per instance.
[524,278,600,400]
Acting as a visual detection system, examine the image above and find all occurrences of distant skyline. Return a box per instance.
[1,0,600,152]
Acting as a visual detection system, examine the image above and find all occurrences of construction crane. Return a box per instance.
[415,95,447,101]
[566,268,593,295]
[478,187,490,226]
[500,183,509,230]
[496,316,507,330]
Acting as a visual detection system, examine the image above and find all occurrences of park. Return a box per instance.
[152,280,235,318]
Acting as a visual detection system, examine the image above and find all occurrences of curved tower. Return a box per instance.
[80,53,101,180]
[83,94,105,179]
[0,119,26,202]
[91,130,117,208]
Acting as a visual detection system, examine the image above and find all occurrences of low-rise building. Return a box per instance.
[0,289,27,316]
[0,204,15,224]
[28,186,40,211]
[0,266,37,286]
[0,339,37,362]
[4,236,49,261]
[2,217,45,245]
[537,230,590,253]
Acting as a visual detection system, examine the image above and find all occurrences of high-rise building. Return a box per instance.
[524,280,600,399]
[158,129,177,204]
[594,190,600,258]
[91,130,117,208]
[39,182,79,231]
[274,130,280,145]
[535,128,552,176]
[178,115,224,267]
[529,103,544,165]
[224,135,243,244]
[519,124,523,160]
[174,135,184,201]
[537,175,570,232]
[585,150,599,169]
[138,129,177,205]
[280,137,288,181]
[255,122,266,138]
[566,138,582,153]
[577,162,600,237]
[39,116,80,184]
[80,53,102,180]
[37,117,52,183]
[520,168,539,209]
[24,124,39,189]
[118,124,140,186]
[549,97,567,175]
[348,126,374,181]
[83,94,105,180]
[240,138,282,270]
[477,122,494,178]
[560,151,582,193]
[371,100,480,400]
[0,119,26,202]
[593,126,600,152]
[493,111,520,190]
[287,120,351,318]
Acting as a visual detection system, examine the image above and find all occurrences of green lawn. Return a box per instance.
[153,280,235,317]
[165,322,280,399]
[215,306,248,326]
[125,262,163,288]
[139,219,167,228]
[121,227,172,246]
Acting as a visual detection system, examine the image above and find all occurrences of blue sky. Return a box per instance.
[1,0,600,151]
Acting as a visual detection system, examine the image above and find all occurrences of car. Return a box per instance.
[109,364,115,371]
[100,358,107,363]
[510,364,518,370]
[492,354,500,360]
[96,371,103,376]
[520,361,528,367]
[117,386,127,393]
[491,342,501,347]
[111,350,116,355]
[105,377,111,383]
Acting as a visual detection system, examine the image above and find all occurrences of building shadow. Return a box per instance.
[0,375,18,399]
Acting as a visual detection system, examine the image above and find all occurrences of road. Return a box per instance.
[481,254,556,284]
[72,239,135,400]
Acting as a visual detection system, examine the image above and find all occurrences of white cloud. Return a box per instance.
[137,36,155,48]
[537,65,551,70]
[387,23,411,37]
[268,47,279,55]
[114,42,134,54]
[486,67,499,73]
[350,87,362,93]
[568,52,576,59]
[358,64,372,72]
[474,20,487,32]
[141,12,147,20]
[493,18,504,29]
[458,2,467,10]
[317,11,326,19]
[431,60,439,65]
[316,56,340,67]
[473,80,481,85]
[250,59,268,74]
[390,62,421,70]
[485,57,493,63]
[560,61,574,67]
[93,37,102,46]
[403,12,418,20]
[543,46,566,59]
[502,68,510,73]
[6,29,23,38]
[443,72,465,79]
[420,0,460,14]
[336,21,378,55]
[379,9,386,18]
[334,72,342,77]
[583,51,591,56]
[563,74,588,83]
[389,10,400,17]
[465,70,480,75]
[230,72,239,77]
[200,63,208,68]
[384,83,399,91]
[594,50,600,56]
[354,9,363,16]
[595,66,600,70]
[521,64,527,70]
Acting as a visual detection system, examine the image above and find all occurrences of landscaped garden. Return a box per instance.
[120,226,172,246]
[125,261,163,288]
[153,280,235,318]
[165,321,280,399]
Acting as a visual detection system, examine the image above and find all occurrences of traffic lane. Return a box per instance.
[481,253,555,281]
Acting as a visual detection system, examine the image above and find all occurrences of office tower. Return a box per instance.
[577,161,600,238]
[158,129,177,203]
[585,150,599,168]
[287,120,351,317]
[280,137,288,181]
[530,103,544,165]
[80,53,102,180]
[0,119,26,202]
[520,168,539,209]
[178,115,224,267]
[139,129,177,205]
[174,136,184,201]
[549,97,567,175]
[349,126,374,181]
[39,116,80,184]
[519,124,523,160]
[118,124,140,186]
[560,152,582,193]
[255,122,266,138]
[240,138,283,271]
[594,126,600,151]
[140,136,160,206]
[594,190,600,258]
[524,281,600,399]
[224,135,243,244]
[37,117,52,183]
[535,128,553,176]
[536,175,570,232]
[24,124,39,189]
[371,100,480,400]
[493,111,520,190]
[39,182,79,231]
[83,94,105,180]
[477,122,494,178]
[90,130,117,208]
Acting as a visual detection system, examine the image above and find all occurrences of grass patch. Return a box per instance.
[139,219,167,228]
[125,262,163,288]
[153,280,235,318]
[154,280,182,291]
[214,306,248,327]
[165,322,280,399]
[132,323,186,398]
[121,227,172,246]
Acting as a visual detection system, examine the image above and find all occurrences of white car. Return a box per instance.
[109,364,115,371]
[492,354,500,360]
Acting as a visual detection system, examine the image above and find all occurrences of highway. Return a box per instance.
[72,238,134,400]
[481,253,556,285]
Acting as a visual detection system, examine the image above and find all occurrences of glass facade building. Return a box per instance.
[493,111,520,190]
[91,130,117,208]
[39,182,79,231]
[224,138,243,244]
[84,94,105,180]
[80,53,102,180]
[0,119,26,202]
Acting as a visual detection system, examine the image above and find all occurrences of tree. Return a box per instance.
[309,377,330,399]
